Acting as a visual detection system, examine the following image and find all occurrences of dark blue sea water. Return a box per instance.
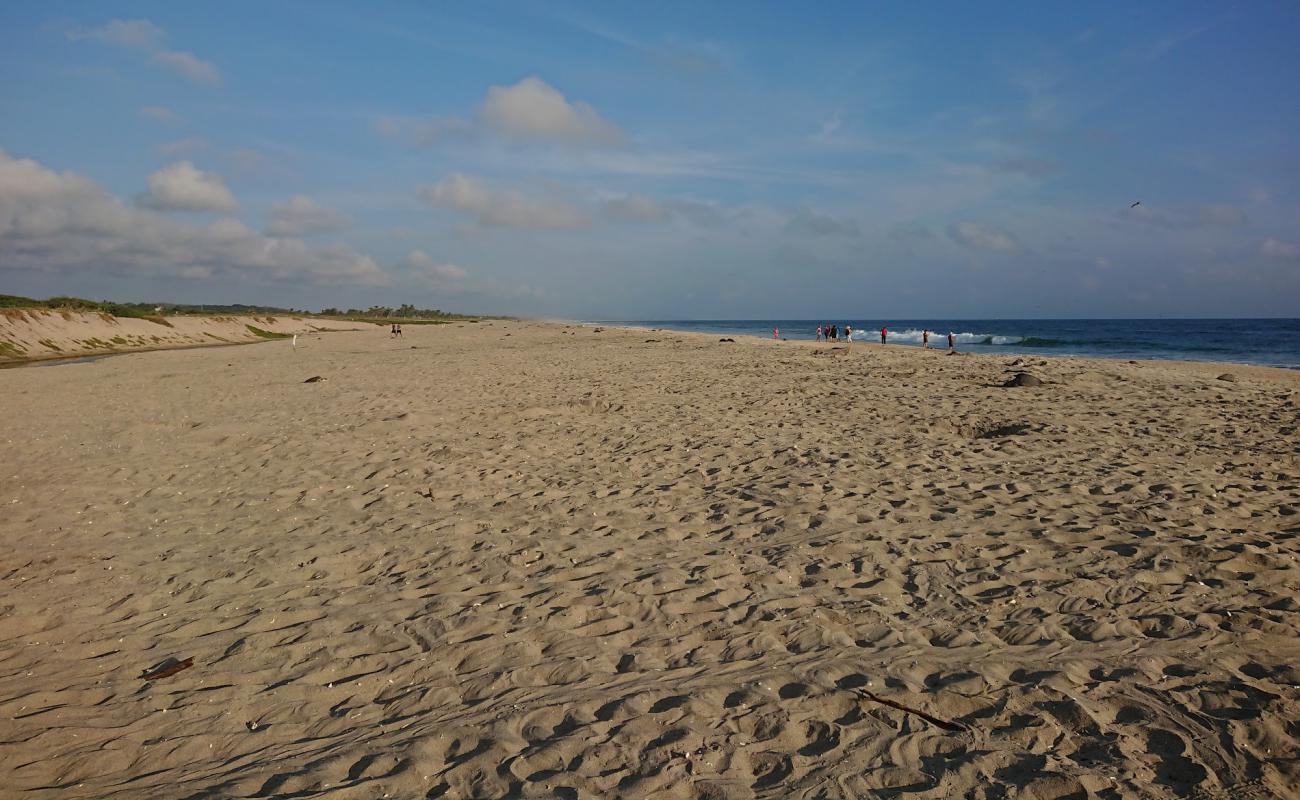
[588,319,1300,369]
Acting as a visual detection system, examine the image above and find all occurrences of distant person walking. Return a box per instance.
[880,326,888,345]
[816,325,823,342]
[947,332,955,352]
[922,330,930,349]
[773,327,780,339]
[845,325,853,345]
[395,323,402,338]
[390,324,398,338]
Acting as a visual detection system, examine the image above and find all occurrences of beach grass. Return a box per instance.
[245,324,290,339]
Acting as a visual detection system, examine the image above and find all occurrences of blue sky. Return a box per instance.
[1,1,1297,317]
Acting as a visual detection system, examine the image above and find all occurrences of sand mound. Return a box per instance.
[1002,371,1045,387]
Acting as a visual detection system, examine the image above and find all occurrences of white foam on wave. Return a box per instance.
[882,328,1023,345]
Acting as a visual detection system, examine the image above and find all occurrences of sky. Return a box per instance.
[1,1,1298,318]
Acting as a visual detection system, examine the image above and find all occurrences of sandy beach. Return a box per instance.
[1,320,1297,799]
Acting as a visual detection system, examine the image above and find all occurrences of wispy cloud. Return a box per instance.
[785,209,861,238]
[157,137,208,159]
[68,18,220,87]
[266,196,351,237]
[1261,238,1299,259]
[948,221,1020,253]
[140,105,178,124]
[419,173,588,230]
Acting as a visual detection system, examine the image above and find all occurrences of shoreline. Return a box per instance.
[586,319,1300,383]
[582,319,1300,372]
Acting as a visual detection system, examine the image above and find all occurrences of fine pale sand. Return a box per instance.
[1,322,1298,799]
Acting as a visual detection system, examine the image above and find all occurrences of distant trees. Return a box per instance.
[318,305,458,319]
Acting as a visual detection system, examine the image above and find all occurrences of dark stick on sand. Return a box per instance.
[140,657,194,681]
[855,689,968,733]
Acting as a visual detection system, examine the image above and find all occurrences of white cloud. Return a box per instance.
[68,19,165,49]
[137,161,237,212]
[948,221,1020,252]
[157,137,208,159]
[481,76,623,145]
[266,196,351,236]
[400,250,469,282]
[140,105,177,123]
[68,18,219,87]
[420,173,587,230]
[0,149,386,286]
[152,50,221,86]
[1261,238,1299,259]
[376,76,622,147]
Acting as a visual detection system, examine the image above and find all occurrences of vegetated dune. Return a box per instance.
[0,309,368,362]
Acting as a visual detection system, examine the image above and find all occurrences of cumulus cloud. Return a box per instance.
[68,18,219,87]
[785,209,861,238]
[137,161,238,212]
[140,105,177,123]
[0,149,385,286]
[948,221,1020,252]
[481,76,623,145]
[376,76,622,147]
[420,173,587,230]
[1261,238,1299,259]
[400,250,469,282]
[265,195,351,236]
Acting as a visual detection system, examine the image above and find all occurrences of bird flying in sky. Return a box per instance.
[1130,201,1141,208]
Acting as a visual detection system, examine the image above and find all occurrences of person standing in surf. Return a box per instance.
[880,326,888,345]
[922,330,929,349]
[947,332,955,352]
[816,324,823,342]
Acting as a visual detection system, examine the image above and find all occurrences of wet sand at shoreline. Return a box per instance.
[1,321,1297,799]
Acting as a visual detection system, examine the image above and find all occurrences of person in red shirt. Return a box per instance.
[880,326,888,345]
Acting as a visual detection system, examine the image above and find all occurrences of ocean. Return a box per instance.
[587,319,1300,369]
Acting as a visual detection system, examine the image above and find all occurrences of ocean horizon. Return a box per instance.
[586,318,1300,369]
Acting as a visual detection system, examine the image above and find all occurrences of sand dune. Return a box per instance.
[0,322,1297,799]
[0,309,367,363]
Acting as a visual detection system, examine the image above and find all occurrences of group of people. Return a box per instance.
[819,324,957,351]
[389,323,403,338]
[815,323,855,342]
